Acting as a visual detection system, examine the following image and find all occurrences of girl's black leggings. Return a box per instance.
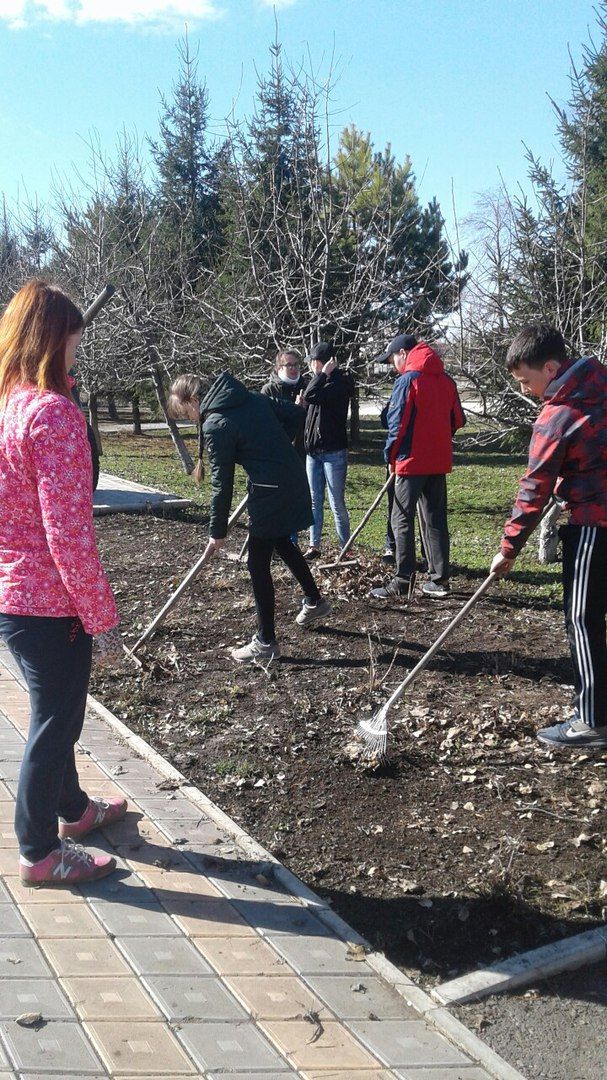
[247,536,321,642]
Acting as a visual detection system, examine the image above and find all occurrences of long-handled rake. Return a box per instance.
[126,493,248,658]
[356,572,497,759]
[82,283,116,328]
[319,473,395,570]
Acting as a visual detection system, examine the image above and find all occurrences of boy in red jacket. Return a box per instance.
[371,334,465,599]
[490,324,607,748]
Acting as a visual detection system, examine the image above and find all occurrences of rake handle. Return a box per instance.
[381,572,498,716]
[129,493,248,654]
[321,473,394,568]
[82,283,116,328]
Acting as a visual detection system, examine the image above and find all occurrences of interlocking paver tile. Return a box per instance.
[193,935,291,976]
[0,1043,8,1066]
[0,904,31,937]
[304,975,417,1020]
[260,1019,381,1070]
[20,903,105,938]
[40,936,132,977]
[0,880,11,901]
[226,974,332,1021]
[143,974,248,1021]
[88,900,180,937]
[122,850,194,877]
[0,938,54,978]
[101,816,173,848]
[84,780,130,799]
[232,900,332,939]
[79,874,156,905]
[131,797,209,821]
[212,873,295,905]
[0,804,15,823]
[60,976,162,1020]
[0,977,74,1020]
[0,764,21,782]
[3,876,83,904]
[0,828,17,848]
[175,1020,288,1072]
[116,935,214,976]
[0,782,11,798]
[393,1069,494,1080]
[207,1073,297,1079]
[85,1020,196,1075]
[145,870,222,899]
[20,1074,107,1079]
[348,1019,471,1068]
[0,1019,105,1073]
[270,932,376,976]
[302,1071,393,1079]
[158,892,254,937]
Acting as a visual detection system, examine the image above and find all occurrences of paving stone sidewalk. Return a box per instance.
[0,646,521,1080]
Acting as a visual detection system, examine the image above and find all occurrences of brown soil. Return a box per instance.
[92,512,607,987]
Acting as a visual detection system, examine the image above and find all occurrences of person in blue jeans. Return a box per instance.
[301,341,354,559]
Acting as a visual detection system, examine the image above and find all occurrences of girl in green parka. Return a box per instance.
[169,371,332,663]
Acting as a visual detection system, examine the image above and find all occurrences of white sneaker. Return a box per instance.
[295,597,332,627]
[230,636,281,664]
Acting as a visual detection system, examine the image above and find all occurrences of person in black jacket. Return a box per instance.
[261,350,308,458]
[302,341,354,559]
[168,372,331,664]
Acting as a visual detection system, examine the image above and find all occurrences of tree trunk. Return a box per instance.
[88,392,103,455]
[349,379,360,445]
[150,365,193,474]
[106,391,119,421]
[131,393,143,435]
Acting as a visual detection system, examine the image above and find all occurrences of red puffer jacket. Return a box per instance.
[384,343,466,475]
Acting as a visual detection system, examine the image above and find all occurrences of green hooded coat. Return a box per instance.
[200,371,313,539]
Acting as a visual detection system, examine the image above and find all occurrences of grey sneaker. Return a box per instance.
[295,597,332,627]
[371,580,409,599]
[231,636,281,664]
[537,716,607,748]
[422,580,450,599]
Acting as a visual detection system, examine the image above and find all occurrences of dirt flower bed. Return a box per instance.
[93,513,606,985]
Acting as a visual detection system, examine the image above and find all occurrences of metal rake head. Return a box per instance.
[355,707,388,761]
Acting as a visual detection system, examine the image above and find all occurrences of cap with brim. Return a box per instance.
[375,333,417,363]
[307,341,334,363]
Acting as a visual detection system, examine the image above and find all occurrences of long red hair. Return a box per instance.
[0,280,83,406]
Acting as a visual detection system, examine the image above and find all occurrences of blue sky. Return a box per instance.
[0,0,599,238]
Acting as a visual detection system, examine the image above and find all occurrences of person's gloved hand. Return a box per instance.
[93,626,123,667]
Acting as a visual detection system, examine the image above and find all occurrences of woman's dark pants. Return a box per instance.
[247,536,321,642]
[0,614,91,862]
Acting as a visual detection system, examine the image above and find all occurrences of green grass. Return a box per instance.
[99,418,561,602]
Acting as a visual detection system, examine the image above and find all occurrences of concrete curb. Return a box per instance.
[432,925,607,1005]
[84,691,526,1080]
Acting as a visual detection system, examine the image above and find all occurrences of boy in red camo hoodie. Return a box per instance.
[490,324,607,748]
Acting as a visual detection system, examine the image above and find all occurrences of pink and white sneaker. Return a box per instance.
[20,839,116,885]
[58,796,128,841]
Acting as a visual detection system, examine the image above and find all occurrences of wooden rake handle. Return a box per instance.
[319,473,395,569]
[128,494,249,656]
[82,283,116,328]
[380,572,498,718]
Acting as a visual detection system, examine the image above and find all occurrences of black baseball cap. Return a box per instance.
[375,333,417,363]
[307,341,334,363]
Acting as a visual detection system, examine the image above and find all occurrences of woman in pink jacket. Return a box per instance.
[0,280,125,885]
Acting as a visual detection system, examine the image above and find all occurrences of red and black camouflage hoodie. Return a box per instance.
[501,355,607,558]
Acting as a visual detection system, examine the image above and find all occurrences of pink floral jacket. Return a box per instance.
[0,386,118,635]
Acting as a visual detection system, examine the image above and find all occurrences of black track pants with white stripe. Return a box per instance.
[561,524,607,728]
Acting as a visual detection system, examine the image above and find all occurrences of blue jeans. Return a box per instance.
[306,449,351,550]
[0,613,91,862]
